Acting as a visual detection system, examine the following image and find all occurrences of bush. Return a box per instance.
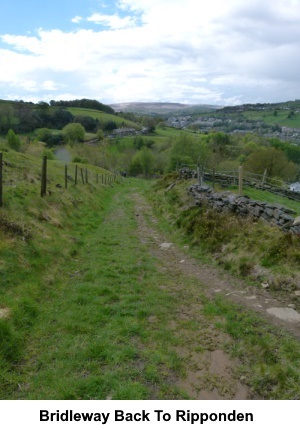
[62,123,85,145]
[6,129,21,151]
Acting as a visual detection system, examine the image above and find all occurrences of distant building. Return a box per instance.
[289,182,300,192]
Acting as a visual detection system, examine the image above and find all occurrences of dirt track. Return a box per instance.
[132,192,300,399]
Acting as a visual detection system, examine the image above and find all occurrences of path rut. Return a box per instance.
[132,191,300,399]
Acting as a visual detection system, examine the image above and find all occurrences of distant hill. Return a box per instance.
[109,102,219,116]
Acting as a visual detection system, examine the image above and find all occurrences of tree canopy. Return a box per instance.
[243,147,298,181]
[62,123,85,145]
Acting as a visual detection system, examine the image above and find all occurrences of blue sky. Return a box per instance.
[0,1,132,34]
[1,0,300,106]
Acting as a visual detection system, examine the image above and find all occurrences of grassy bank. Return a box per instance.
[149,175,300,303]
[0,172,189,399]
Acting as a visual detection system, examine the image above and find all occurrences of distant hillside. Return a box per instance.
[109,102,219,116]
[216,100,300,114]
[0,99,124,135]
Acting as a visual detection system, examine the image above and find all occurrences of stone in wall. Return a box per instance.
[187,184,300,236]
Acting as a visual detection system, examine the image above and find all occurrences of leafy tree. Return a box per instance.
[129,153,143,176]
[243,147,298,181]
[50,108,74,129]
[35,128,64,147]
[269,138,300,165]
[207,132,230,160]
[6,129,21,151]
[129,147,154,178]
[168,134,208,171]
[73,115,98,132]
[141,116,156,132]
[97,130,105,141]
[49,98,115,114]
[62,123,85,145]
[133,136,145,150]
[103,121,117,132]
[36,128,52,143]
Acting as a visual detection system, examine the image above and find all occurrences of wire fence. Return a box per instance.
[177,163,300,202]
[0,153,119,207]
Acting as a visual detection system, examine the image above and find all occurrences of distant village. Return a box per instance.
[166,115,300,145]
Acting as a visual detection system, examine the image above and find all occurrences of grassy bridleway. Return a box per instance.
[3,179,300,400]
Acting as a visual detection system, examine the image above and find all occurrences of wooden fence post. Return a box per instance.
[75,165,78,186]
[96,173,99,184]
[41,155,47,197]
[262,169,267,187]
[197,163,201,186]
[85,168,88,184]
[0,152,3,207]
[81,168,85,184]
[238,166,243,196]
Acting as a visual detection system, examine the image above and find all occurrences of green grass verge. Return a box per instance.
[147,176,300,399]
[150,175,300,296]
[0,174,186,399]
[201,295,300,400]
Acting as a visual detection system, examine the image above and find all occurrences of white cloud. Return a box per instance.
[71,16,83,24]
[86,13,137,29]
[1,0,300,104]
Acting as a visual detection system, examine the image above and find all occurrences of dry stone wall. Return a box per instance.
[188,184,300,236]
[202,172,300,202]
[179,168,300,202]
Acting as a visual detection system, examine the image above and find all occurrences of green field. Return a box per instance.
[243,109,300,128]
[67,107,140,129]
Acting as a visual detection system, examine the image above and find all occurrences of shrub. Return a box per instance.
[6,129,21,151]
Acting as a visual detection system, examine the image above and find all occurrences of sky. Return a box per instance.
[1,0,300,106]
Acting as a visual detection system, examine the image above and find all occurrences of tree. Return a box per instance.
[103,121,117,132]
[50,108,74,129]
[6,129,21,151]
[129,147,154,178]
[141,116,156,132]
[168,134,209,171]
[73,115,98,132]
[133,136,145,150]
[62,123,85,145]
[243,147,298,182]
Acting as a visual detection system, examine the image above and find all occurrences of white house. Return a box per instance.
[289,182,300,192]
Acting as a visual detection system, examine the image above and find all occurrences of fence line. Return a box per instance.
[178,163,300,202]
[0,154,120,206]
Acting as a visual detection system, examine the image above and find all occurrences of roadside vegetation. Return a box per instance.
[150,175,300,305]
